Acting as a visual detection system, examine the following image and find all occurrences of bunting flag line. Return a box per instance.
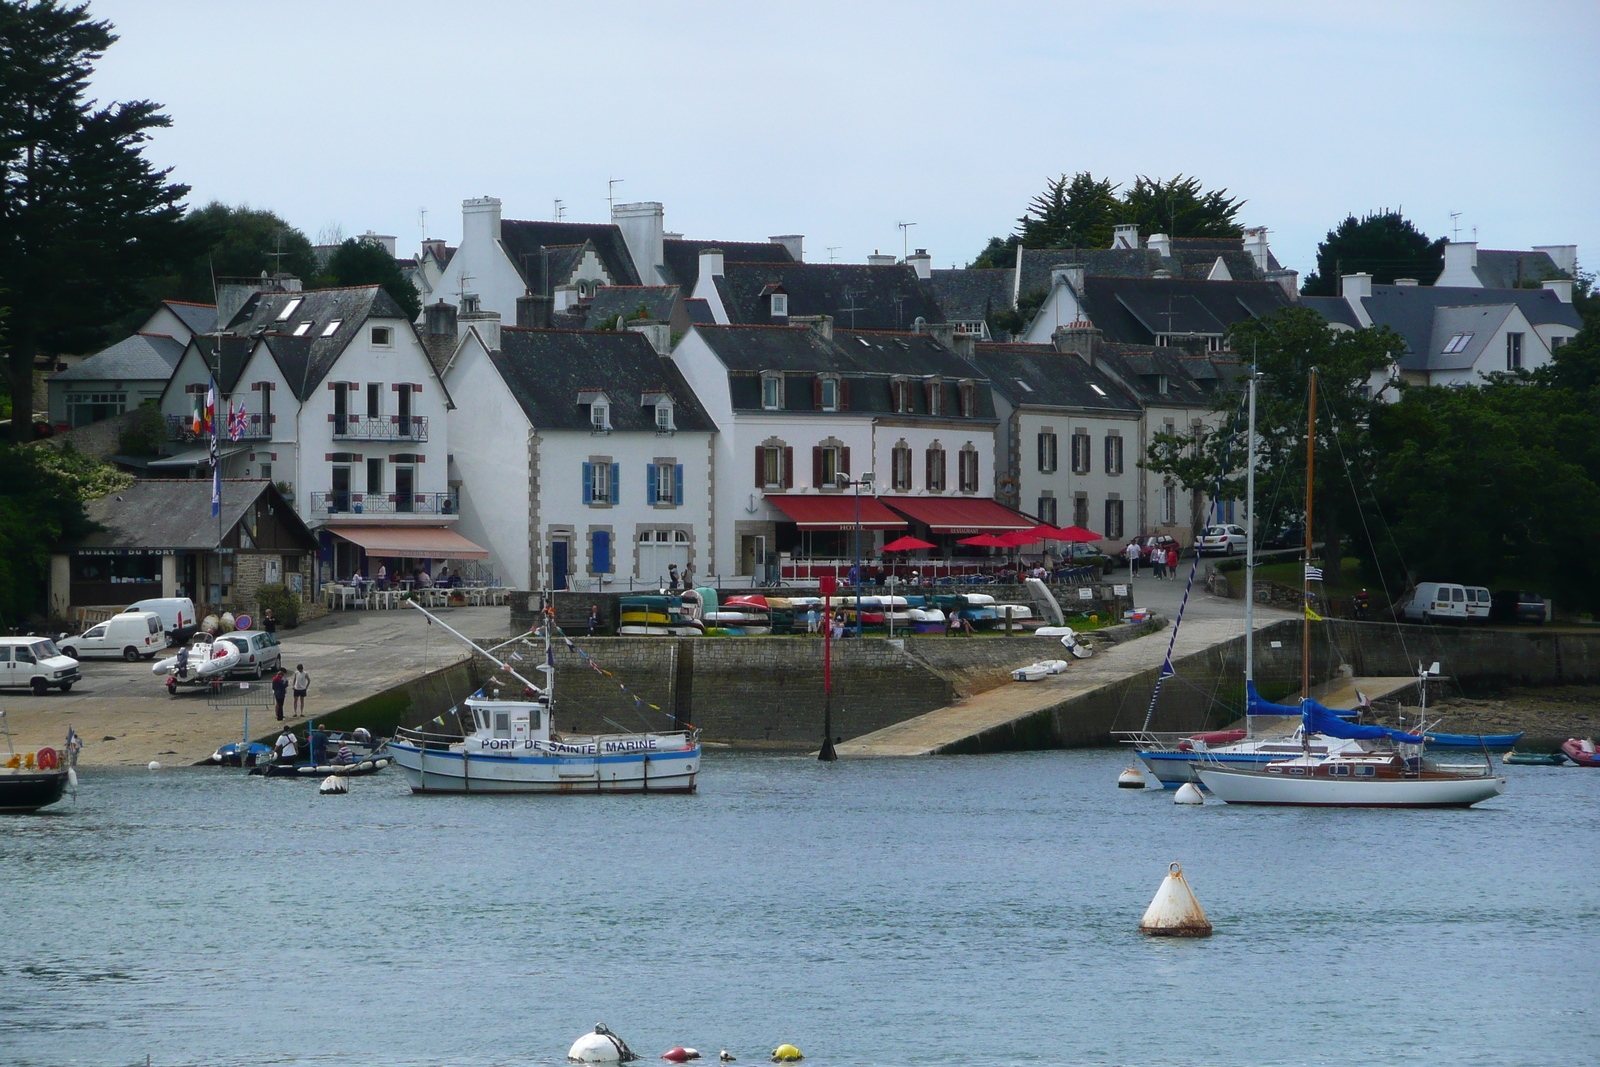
[509,651,524,662]
[549,623,664,712]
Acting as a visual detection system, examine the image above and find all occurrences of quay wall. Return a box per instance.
[1327,621,1600,686]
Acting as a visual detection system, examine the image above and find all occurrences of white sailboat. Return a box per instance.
[388,602,701,794]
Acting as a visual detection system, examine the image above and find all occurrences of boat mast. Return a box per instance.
[1245,363,1257,684]
[1301,368,1318,702]
[404,599,546,696]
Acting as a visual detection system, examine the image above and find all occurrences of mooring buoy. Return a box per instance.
[1139,861,1213,937]
[1118,766,1146,789]
[1173,782,1204,805]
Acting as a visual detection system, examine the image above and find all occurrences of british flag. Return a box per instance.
[228,401,248,442]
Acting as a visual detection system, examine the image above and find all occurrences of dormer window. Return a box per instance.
[1158,376,1169,395]
[461,294,481,314]
[761,374,783,410]
[959,380,976,418]
[891,376,912,414]
[655,401,674,433]
[276,298,302,322]
[771,292,788,317]
[592,402,609,432]
[925,378,944,416]
[816,376,840,412]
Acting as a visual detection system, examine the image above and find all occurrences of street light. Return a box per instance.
[837,471,873,637]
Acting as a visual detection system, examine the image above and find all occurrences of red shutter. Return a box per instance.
[413,383,423,392]
[755,445,764,488]
[839,380,850,411]
[783,447,794,488]
[925,450,934,488]
[812,447,823,488]
[841,446,850,476]
[812,377,823,410]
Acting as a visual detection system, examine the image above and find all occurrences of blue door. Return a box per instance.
[551,540,568,591]
[592,530,611,575]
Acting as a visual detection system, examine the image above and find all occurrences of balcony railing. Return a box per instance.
[166,413,273,441]
[310,490,457,516]
[330,413,429,442]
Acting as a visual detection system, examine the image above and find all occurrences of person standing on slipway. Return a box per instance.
[291,663,310,717]
[1125,540,1141,578]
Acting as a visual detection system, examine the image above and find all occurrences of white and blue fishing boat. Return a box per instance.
[388,602,700,794]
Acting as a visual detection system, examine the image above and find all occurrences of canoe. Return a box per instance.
[703,610,768,624]
[620,595,681,610]
[724,595,769,610]
[1503,750,1568,766]
[1423,731,1525,750]
[620,610,675,624]
[618,624,703,637]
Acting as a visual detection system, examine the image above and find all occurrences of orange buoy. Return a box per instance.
[36,747,59,771]
[662,1049,700,1062]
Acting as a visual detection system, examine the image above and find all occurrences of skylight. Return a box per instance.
[292,321,312,336]
[276,298,302,321]
[1089,383,1107,397]
[322,319,342,337]
[1442,333,1474,354]
[857,338,872,347]
[1015,378,1034,392]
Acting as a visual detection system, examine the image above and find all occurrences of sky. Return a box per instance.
[87,0,1600,279]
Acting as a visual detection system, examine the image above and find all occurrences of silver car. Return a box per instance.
[215,631,283,679]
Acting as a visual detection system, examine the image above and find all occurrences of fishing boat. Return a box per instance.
[388,602,700,794]
[0,715,79,813]
[153,633,241,692]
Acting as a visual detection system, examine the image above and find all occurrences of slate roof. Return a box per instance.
[1017,239,1272,298]
[1300,295,1361,329]
[1090,343,1217,408]
[77,480,310,551]
[1471,249,1570,289]
[661,239,793,293]
[1076,277,1292,344]
[499,220,642,289]
[1422,305,1514,372]
[684,298,715,325]
[925,268,1014,322]
[52,333,185,382]
[492,328,715,433]
[717,262,942,330]
[190,334,257,394]
[162,300,218,336]
[1350,284,1582,359]
[584,285,680,326]
[968,343,1142,413]
[225,286,412,400]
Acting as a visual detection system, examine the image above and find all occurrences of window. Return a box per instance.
[66,391,127,427]
[819,376,839,412]
[960,380,977,417]
[591,529,613,574]
[926,379,943,416]
[1442,333,1474,354]
[1073,494,1089,529]
[292,321,312,336]
[757,444,791,489]
[925,445,947,492]
[651,462,683,506]
[761,375,783,410]
[1089,383,1107,397]
[1037,495,1057,525]
[771,293,788,317]
[260,462,272,481]
[655,402,674,433]
[1037,431,1058,473]
[1071,431,1091,474]
[583,461,620,505]
[891,442,913,491]
[331,465,351,511]
[367,383,381,418]
[891,377,912,413]
[591,402,609,432]
[1506,332,1524,370]
[1162,484,1177,525]
[817,444,845,488]
[276,298,302,321]
[371,326,393,347]
[1104,434,1124,474]
[322,319,342,337]
[1104,498,1125,539]
[1158,375,1169,395]
[958,447,979,493]
[1552,336,1568,352]
[366,457,383,494]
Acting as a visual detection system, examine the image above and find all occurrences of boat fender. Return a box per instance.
[770,1046,803,1062]
[147,761,161,771]
[1117,767,1145,789]
[662,1048,700,1062]
[570,1024,638,1063]
[1139,861,1213,937]
[67,766,78,789]
[36,747,59,770]
[1174,783,1205,805]
[319,775,349,795]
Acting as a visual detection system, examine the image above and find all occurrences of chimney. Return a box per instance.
[1242,226,1271,273]
[1439,241,1478,286]
[769,234,804,262]
[949,332,975,360]
[907,248,932,280]
[1050,263,1085,294]
[215,283,255,330]
[1533,244,1578,276]
[553,284,579,313]
[612,201,666,285]
[1112,223,1140,250]
[698,247,725,283]
[516,293,552,328]
[459,309,501,352]
[462,196,503,248]
[1543,278,1574,303]
[1052,324,1101,364]
[866,250,897,267]
[421,238,448,261]
[1393,277,1419,287]
[789,314,833,340]
[922,321,956,348]
[1266,268,1300,301]
[1147,232,1172,258]
[1340,272,1373,301]
[626,321,672,356]
[425,300,458,338]
[360,231,398,257]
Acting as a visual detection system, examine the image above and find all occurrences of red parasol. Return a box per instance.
[957,534,1009,547]
[996,530,1045,547]
[1025,523,1068,539]
[882,536,937,551]
[1053,525,1103,543]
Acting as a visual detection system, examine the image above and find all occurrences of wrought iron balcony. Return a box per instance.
[330,413,429,442]
[165,413,273,441]
[309,490,457,516]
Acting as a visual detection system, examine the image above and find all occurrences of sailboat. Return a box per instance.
[387,601,701,794]
[1196,369,1506,808]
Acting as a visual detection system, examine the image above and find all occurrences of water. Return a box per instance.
[1,752,1594,1067]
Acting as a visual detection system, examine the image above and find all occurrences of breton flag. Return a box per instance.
[1304,564,1324,581]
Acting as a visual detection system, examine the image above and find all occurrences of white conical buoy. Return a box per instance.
[147,760,161,771]
[1117,766,1146,789]
[1139,861,1213,937]
[1174,782,1204,804]
[319,774,349,795]
[570,1025,637,1063]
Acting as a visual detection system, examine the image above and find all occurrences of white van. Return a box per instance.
[1464,586,1493,624]
[120,597,196,644]
[1402,583,1470,623]
[0,637,81,694]
[61,611,166,661]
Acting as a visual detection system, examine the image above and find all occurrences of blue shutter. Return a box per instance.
[610,462,620,504]
[582,462,593,504]
[673,464,684,506]
[593,530,611,573]
[647,463,655,505]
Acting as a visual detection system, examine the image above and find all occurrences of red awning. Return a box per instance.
[882,496,1035,534]
[766,495,907,530]
[326,525,489,559]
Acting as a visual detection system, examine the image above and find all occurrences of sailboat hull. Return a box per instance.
[1196,765,1505,807]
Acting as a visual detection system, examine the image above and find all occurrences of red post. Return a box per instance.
[818,575,838,760]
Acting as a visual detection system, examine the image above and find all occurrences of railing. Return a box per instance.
[166,413,273,441]
[309,490,457,515]
[331,414,429,442]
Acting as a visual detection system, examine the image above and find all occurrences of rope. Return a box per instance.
[541,624,691,730]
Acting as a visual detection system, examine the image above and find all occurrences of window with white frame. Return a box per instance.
[958,446,979,493]
[321,319,342,337]
[771,293,788,317]
[1506,332,1524,370]
[591,401,610,432]
[1037,430,1058,473]
[292,321,312,336]
[276,298,302,321]
[1037,495,1057,526]
[1442,333,1474,354]
[926,378,943,416]
[818,443,844,487]
[758,443,789,489]
[1104,498,1124,539]
[761,374,783,410]
[1552,336,1568,353]
[370,326,393,347]
[891,377,912,413]
[1071,430,1091,474]
[925,445,947,492]
[959,380,977,417]
[1073,493,1089,529]
[1104,433,1124,474]
[652,461,682,505]
[1162,483,1177,525]
[891,441,913,491]
[819,376,839,411]
[655,401,674,433]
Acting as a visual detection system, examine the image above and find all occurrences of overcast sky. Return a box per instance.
[88,0,1599,278]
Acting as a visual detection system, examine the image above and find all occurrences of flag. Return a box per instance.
[204,382,216,434]
[509,651,524,662]
[228,400,247,442]
[191,393,203,435]
[1304,564,1324,581]
[1305,605,1323,621]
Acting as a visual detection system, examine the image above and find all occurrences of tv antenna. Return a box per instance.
[455,270,476,305]
[419,207,428,236]
[554,198,566,222]
[898,221,917,261]
[608,178,624,214]
[827,246,842,262]
[265,232,289,275]
[840,289,864,329]
[1449,212,1461,241]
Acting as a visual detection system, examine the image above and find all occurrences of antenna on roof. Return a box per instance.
[898,221,917,261]
[827,246,842,262]
[840,289,864,330]
[554,199,565,222]
[265,232,289,275]
[1449,212,1461,241]
[608,179,624,215]
[419,207,428,236]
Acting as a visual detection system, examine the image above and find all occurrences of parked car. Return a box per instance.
[1463,586,1492,624]
[1401,582,1471,623]
[214,630,282,679]
[1490,589,1549,624]
[0,636,81,694]
[1123,535,1180,566]
[60,611,165,661]
[1262,524,1304,550]
[1063,542,1115,573]
[120,597,197,645]
[1198,524,1249,556]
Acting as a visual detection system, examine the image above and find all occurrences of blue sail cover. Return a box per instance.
[1302,698,1424,743]
[1245,681,1300,716]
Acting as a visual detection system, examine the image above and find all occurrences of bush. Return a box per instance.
[117,401,166,456]
[255,583,300,628]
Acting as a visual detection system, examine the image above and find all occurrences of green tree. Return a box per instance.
[1018,171,1122,249]
[0,1,193,441]
[1301,211,1445,296]
[1144,307,1401,581]
[152,201,318,307]
[1116,174,1244,241]
[0,443,120,625]
[322,237,421,320]
[969,234,1020,270]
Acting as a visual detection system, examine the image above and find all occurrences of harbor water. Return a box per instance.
[1,750,1594,1067]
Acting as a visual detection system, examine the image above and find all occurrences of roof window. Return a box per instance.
[770,292,788,317]
[275,298,302,321]
[1015,379,1034,393]
[292,321,312,336]
[322,319,342,337]
[1442,333,1474,354]
[1089,383,1107,397]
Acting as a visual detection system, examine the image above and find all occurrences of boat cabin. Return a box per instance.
[464,696,551,746]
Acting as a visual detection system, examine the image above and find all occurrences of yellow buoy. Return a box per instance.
[770,1045,803,1062]
[1139,861,1213,937]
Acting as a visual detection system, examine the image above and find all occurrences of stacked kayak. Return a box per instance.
[704,594,772,635]
[618,595,702,636]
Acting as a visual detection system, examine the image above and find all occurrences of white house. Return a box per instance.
[46,300,216,429]
[445,323,717,591]
[1435,240,1577,291]
[671,320,1020,580]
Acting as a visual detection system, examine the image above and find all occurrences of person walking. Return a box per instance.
[1165,544,1179,580]
[1149,545,1165,580]
[667,562,680,591]
[291,663,310,717]
[271,668,289,721]
[1124,540,1141,577]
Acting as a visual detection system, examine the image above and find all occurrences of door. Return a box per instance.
[333,383,349,435]
[394,466,415,513]
[551,540,569,591]
[592,530,611,575]
[331,466,351,512]
[78,623,109,656]
[397,385,412,437]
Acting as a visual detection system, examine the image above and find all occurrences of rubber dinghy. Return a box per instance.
[153,635,240,689]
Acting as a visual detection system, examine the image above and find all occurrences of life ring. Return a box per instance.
[997,476,1019,499]
[36,747,59,770]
